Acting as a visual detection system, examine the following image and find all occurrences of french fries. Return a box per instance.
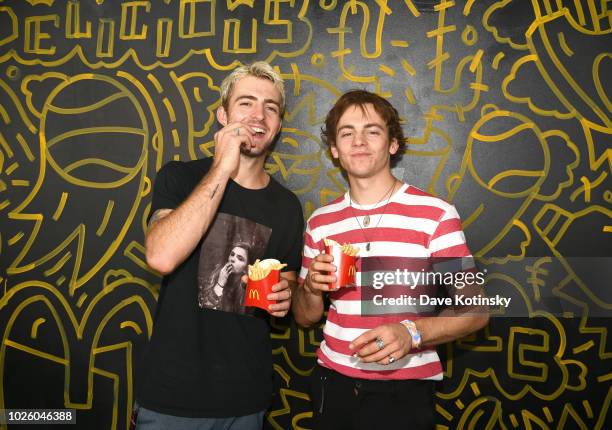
[323,238,339,247]
[341,243,360,257]
[323,238,360,257]
[248,259,287,281]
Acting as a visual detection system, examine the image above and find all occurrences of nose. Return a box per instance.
[250,102,265,121]
[353,130,366,147]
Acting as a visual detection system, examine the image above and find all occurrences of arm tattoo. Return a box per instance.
[210,184,220,200]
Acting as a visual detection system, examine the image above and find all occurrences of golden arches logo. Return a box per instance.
[348,265,356,276]
[248,289,260,300]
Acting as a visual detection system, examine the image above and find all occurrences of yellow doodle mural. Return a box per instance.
[0,0,610,429]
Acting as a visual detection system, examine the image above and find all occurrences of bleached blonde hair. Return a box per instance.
[220,61,285,116]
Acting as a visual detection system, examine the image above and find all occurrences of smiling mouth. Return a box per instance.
[252,126,266,136]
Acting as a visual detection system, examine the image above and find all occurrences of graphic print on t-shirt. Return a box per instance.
[197,213,272,313]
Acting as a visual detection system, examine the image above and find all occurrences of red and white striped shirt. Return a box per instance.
[299,183,474,380]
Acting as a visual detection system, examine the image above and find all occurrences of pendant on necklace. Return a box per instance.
[363,215,370,227]
[366,243,371,251]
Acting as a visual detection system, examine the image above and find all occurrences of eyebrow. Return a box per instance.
[337,123,385,132]
[234,95,281,109]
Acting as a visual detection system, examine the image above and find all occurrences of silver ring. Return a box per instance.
[388,355,395,364]
[375,338,385,350]
[235,127,240,136]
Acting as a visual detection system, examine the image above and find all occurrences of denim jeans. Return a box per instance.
[135,407,266,430]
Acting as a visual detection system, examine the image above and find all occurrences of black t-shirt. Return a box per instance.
[137,158,304,417]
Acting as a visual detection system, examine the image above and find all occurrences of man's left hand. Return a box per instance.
[349,323,413,365]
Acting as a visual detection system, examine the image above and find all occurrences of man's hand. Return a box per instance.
[349,323,413,365]
[304,253,337,295]
[212,122,257,176]
[267,278,293,318]
[241,274,293,318]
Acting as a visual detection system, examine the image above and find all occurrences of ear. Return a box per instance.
[389,138,399,155]
[216,106,228,126]
[330,145,339,159]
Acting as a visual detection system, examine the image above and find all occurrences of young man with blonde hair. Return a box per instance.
[293,90,488,429]
[137,62,304,429]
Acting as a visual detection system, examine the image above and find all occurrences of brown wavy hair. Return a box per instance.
[321,90,405,165]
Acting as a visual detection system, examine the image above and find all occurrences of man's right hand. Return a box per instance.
[304,253,337,295]
[212,122,256,175]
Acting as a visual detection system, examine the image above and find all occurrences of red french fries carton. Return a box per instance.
[324,241,358,289]
[244,259,286,312]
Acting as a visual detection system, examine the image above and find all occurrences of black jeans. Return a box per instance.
[309,366,435,430]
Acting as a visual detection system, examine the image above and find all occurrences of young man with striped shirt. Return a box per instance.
[292,90,489,429]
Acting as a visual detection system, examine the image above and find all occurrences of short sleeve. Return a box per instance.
[429,204,482,303]
[429,204,473,265]
[278,196,305,273]
[298,218,324,284]
[148,161,189,223]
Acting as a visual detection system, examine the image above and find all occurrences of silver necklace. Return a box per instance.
[349,181,398,251]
